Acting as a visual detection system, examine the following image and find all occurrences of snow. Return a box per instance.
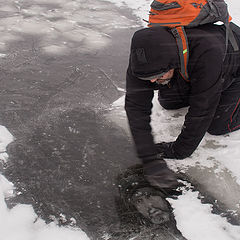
[168,187,240,240]
[0,126,14,162]
[103,0,150,23]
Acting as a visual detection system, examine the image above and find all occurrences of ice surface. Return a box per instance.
[0,0,135,55]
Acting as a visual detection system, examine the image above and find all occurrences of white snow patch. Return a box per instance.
[0,175,14,199]
[226,0,240,26]
[112,94,125,108]
[0,53,6,57]
[169,188,240,240]
[0,126,14,162]
[104,0,151,25]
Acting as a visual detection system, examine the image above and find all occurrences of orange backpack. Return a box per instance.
[147,0,239,80]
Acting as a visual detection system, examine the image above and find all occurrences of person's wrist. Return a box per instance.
[155,142,176,159]
[141,153,163,164]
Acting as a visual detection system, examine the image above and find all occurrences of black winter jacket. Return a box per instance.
[125,24,240,159]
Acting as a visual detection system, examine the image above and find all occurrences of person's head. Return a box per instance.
[130,27,179,82]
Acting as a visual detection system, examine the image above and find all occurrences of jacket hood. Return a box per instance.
[130,27,179,78]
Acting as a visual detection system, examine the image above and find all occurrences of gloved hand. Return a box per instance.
[142,155,179,190]
[155,142,176,159]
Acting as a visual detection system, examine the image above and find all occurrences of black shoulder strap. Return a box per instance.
[225,22,239,52]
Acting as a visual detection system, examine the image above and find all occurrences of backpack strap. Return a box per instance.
[225,22,239,53]
[171,26,189,81]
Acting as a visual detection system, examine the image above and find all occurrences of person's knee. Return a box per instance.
[160,102,179,110]
[159,100,188,110]
[207,129,225,135]
[207,126,228,135]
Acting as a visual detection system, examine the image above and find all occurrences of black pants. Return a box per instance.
[158,77,240,135]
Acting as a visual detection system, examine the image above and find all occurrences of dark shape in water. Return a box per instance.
[114,164,187,239]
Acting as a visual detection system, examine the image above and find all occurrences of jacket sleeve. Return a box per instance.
[125,65,157,158]
[173,45,224,159]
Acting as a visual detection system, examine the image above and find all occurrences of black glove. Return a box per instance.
[155,142,176,159]
[142,155,179,190]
